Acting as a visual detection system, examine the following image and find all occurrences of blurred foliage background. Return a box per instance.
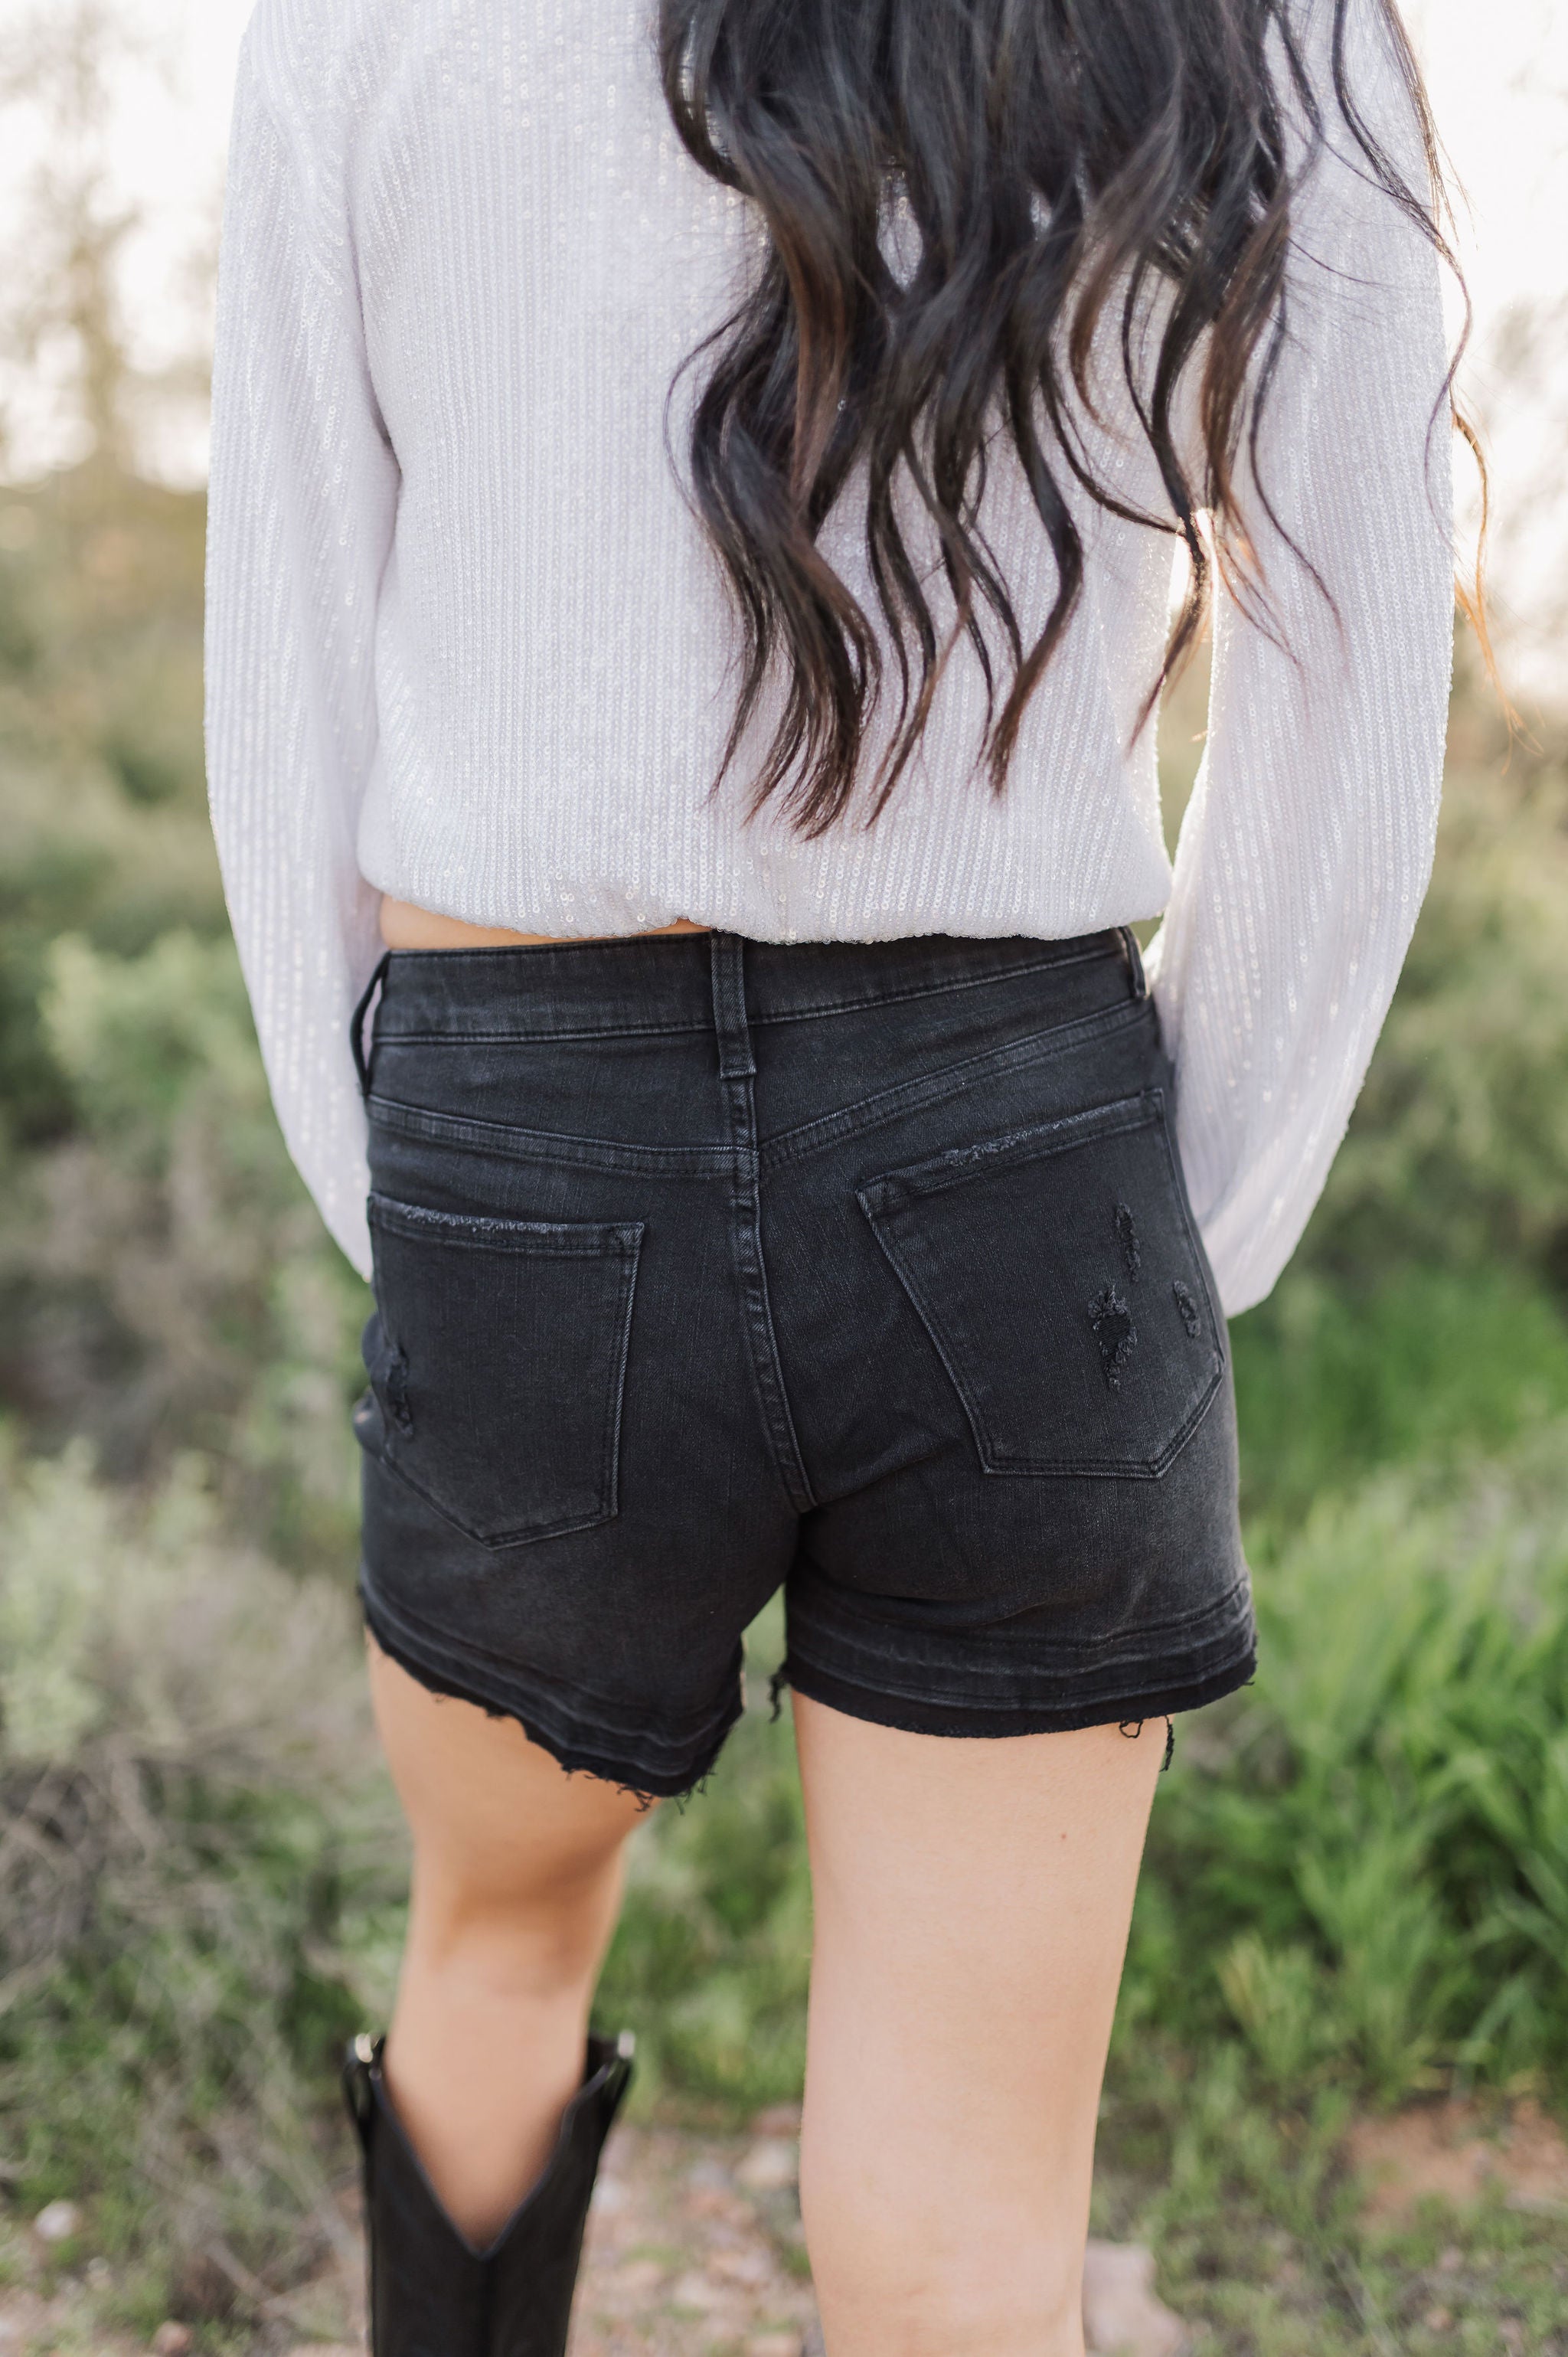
[0,8,1566,2351]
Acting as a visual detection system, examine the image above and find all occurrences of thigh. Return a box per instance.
[368,1635,652,1901]
[793,1695,1165,2336]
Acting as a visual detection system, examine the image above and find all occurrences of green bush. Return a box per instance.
[1302,746,1568,1290]
[1120,1424,1568,2101]
[598,1604,813,2114]
[0,1441,400,2319]
[1233,1262,1568,1525]
[0,928,368,1557]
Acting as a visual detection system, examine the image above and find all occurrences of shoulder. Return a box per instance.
[1284,0,1429,168]
[1276,0,1437,282]
[237,0,408,146]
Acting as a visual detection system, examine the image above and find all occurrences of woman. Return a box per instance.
[204,0,1458,2346]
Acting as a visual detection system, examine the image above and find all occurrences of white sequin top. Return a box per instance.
[204,0,1453,1309]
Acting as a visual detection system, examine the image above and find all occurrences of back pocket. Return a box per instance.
[363,1192,645,1547]
[858,1090,1223,1480]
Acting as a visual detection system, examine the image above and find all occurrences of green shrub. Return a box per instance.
[1302,750,1568,1288]
[597,1603,813,2114]
[1119,1423,1568,2101]
[1233,1262,1568,1524]
[0,930,368,1558]
[0,1442,401,2317]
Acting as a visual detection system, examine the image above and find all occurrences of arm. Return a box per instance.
[1146,0,1454,1317]
[204,15,397,1280]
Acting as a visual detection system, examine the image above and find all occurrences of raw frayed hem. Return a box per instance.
[361,1601,737,1806]
[780,1643,1258,1745]
[1119,1715,1178,1772]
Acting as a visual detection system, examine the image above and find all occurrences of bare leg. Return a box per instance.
[793,1696,1165,2357]
[366,1636,651,2245]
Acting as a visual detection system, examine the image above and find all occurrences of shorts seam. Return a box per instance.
[359,1565,744,1751]
[373,1020,714,1047]
[786,1566,1254,1686]
[366,1093,737,1175]
[756,995,1153,1173]
[365,1001,1153,1183]
[745,940,1121,1027]
[783,1643,1257,1738]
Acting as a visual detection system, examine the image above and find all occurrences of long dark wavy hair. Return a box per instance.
[658,0,1471,836]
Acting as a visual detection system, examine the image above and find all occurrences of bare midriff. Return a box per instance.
[378,897,711,952]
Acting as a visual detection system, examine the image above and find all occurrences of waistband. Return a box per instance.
[364,927,1141,1048]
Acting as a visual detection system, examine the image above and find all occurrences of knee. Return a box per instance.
[407,1843,625,2000]
[801,2177,1084,2357]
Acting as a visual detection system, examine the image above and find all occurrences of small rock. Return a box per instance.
[33,2199,81,2245]
[152,2329,194,2356]
[1082,2240,1187,2357]
[613,2257,666,2296]
[688,2185,728,2215]
[1501,2322,1525,2354]
[1423,2308,1454,2333]
[1436,2245,1462,2273]
[746,2336,805,2357]
[670,2267,735,2313]
[736,2137,798,2192]
[709,2244,772,2287]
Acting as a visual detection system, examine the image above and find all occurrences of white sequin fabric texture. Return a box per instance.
[204,0,1453,1309]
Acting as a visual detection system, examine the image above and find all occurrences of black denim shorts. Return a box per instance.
[351,927,1254,1796]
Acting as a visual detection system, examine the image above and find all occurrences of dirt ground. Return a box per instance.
[3,2094,1565,2356]
[570,2113,822,2357]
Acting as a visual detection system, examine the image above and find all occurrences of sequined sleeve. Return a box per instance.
[204,25,397,1278]
[1145,2,1454,1315]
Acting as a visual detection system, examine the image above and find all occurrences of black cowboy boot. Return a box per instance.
[342,2030,635,2357]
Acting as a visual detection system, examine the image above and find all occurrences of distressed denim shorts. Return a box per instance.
[351,927,1255,1796]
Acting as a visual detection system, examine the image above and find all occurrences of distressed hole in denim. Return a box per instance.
[1087,1283,1137,1390]
[1114,1201,1142,1277]
[937,1123,1036,1172]
[1171,1278,1202,1339]
[390,1358,415,1438]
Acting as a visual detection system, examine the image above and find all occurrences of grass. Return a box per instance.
[3,1270,1566,2342]
[0,1444,403,2328]
[1233,1264,1568,1525]
[1099,2068,1568,2355]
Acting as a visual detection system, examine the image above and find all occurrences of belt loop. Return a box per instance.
[1120,926,1148,1002]
[709,933,756,1080]
[351,951,392,1101]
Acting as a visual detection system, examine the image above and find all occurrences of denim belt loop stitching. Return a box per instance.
[708,933,815,1513]
[351,951,393,1101]
[708,930,756,1080]
[1119,926,1148,1002]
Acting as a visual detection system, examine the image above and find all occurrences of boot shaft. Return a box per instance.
[342,2032,634,2357]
